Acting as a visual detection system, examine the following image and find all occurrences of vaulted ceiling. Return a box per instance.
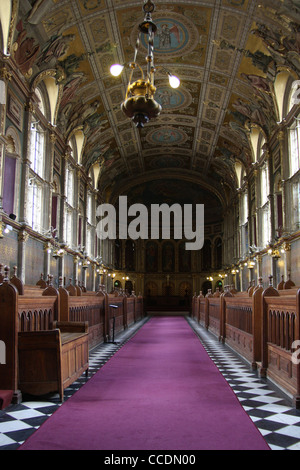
[18,0,299,219]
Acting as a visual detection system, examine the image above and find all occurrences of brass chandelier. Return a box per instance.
[110,0,180,128]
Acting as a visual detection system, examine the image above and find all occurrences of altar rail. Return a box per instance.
[192,280,300,408]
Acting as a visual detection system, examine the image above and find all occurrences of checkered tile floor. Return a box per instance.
[187,317,300,450]
[1,316,300,450]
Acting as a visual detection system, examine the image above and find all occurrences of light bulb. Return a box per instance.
[168,74,180,89]
[110,64,124,77]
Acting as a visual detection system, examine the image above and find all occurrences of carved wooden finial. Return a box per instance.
[4,265,9,281]
[258,277,263,287]
[268,275,273,286]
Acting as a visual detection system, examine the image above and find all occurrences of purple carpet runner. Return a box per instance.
[19,317,269,450]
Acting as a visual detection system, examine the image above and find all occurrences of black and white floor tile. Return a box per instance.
[188,317,300,451]
[1,316,300,450]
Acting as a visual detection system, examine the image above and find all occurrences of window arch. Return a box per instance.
[27,85,49,232]
[239,190,249,258]
[64,164,75,246]
[28,180,43,231]
[29,118,45,178]
[289,112,300,177]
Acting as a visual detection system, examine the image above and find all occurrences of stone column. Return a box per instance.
[43,241,52,279]
[0,64,11,210]
[17,229,29,284]
[266,150,276,243]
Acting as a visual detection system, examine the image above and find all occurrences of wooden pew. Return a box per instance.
[191,278,300,408]
[261,282,300,408]
[58,282,106,350]
[0,269,89,403]
[18,320,88,402]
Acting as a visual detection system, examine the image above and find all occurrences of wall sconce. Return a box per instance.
[268,247,281,260]
[82,258,90,270]
[52,247,64,259]
[248,260,255,269]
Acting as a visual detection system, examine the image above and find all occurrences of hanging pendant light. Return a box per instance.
[110,0,180,128]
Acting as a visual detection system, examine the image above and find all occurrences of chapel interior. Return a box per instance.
[0,0,300,450]
[0,0,300,296]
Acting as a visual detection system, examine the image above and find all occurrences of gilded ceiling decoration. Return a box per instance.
[14,0,300,212]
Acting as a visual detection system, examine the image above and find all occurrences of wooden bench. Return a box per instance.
[191,278,300,408]
[0,270,89,403]
[18,320,89,402]
[261,283,300,408]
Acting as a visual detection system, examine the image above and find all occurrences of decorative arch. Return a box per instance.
[32,70,63,125]
[145,281,158,297]
[274,71,297,121]
[179,281,192,297]
[5,125,21,155]
[249,126,266,163]
[235,161,245,188]
[0,0,18,56]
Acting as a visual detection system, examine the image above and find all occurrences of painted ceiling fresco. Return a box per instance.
[17,0,300,212]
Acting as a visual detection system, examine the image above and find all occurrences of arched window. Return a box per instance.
[29,118,45,178]
[289,113,300,177]
[260,164,269,206]
[65,165,74,207]
[239,190,248,258]
[64,164,75,246]
[28,180,42,231]
[259,163,270,248]
[27,85,49,232]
